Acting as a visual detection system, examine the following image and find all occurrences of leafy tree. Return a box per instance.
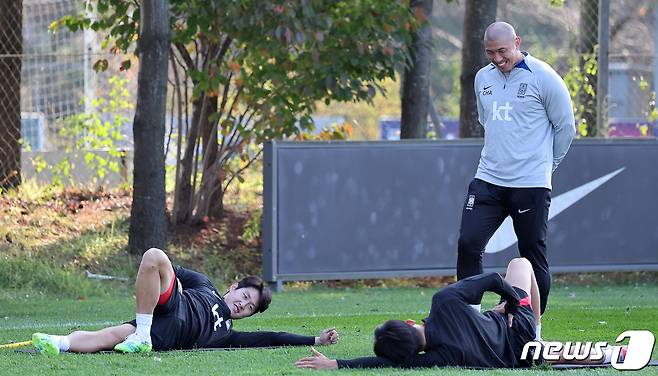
[314,78,402,140]
[0,0,22,191]
[55,0,414,224]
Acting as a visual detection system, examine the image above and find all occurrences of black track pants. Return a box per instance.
[456,178,552,314]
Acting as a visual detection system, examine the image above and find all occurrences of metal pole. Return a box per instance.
[654,5,658,96]
[262,141,281,292]
[597,0,610,137]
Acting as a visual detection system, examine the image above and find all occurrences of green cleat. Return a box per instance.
[114,334,152,354]
[31,333,60,355]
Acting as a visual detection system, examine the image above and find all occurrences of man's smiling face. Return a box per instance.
[485,35,521,73]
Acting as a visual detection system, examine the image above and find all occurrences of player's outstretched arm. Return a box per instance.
[296,347,450,370]
[220,327,338,348]
[295,347,339,369]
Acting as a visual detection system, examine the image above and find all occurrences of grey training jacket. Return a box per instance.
[474,52,576,189]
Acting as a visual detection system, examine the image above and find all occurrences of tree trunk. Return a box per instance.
[128,0,170,255]
[578,0,598,137]
[0,0,22,191]
[200,94,221,220]
[209,187,224,218]
[200,95,219,167]
[173,93,216,225]
[400,0,433,139]
[173,95,203,224]
[190,145,226,224]
[192,101,222,224]
[459,0,497,138]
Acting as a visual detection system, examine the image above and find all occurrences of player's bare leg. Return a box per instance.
[502,257,532,298]
[33,249,175,355]
[134,248,176,314]
[502,258,542,337]
[32,324,136,355]
[528,264,542,338]
[114,248,176,353]
[67,324,136,352]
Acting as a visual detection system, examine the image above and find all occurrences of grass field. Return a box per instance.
[1,283,656,375]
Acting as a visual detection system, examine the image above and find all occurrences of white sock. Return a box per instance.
[49,335,70,352]
[470,304,481,312]
[135,313,153,341]
[534,323,542,341]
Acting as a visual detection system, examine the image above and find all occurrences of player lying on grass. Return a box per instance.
[32,248,338,354]
[296,258,623,369]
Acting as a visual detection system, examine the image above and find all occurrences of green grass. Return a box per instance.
[1,284,656,375]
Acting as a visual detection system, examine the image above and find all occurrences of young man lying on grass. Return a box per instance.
[296,258,624,370]
[32,248,338,354]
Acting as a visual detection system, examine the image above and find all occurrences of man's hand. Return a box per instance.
[295,347,338,370]
[492,302,514,327]
[315,327,339,345]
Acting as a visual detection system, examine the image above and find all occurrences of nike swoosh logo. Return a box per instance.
[484,167,625,254]
[518,208,531,214]
[483,85,493,91]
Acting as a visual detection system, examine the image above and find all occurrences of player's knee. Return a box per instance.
[509,257,532,270]
[104,325,134,344]
[144,247,166,258]
[141,248,168,268]
[508,257,532,271]
[511,257,530,265]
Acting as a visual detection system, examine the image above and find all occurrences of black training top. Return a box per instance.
[337,272,530,369]
[148,266,315,350]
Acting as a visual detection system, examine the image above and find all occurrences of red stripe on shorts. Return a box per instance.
[158,275,176,305]
[519,296,531,307]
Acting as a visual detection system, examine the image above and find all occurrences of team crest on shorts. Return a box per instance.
[466,194,475,210]
[517,83,528,98]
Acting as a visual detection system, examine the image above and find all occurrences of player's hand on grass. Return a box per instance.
[315,327,339,345]
[295,347,338,370]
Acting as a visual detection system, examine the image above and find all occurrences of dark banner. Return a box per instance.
[263,139,658,281]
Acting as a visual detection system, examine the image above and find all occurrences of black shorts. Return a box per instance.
[509,287,536,367]
[126,276,184,351]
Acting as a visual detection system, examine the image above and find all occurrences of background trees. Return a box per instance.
[58,0,415,232]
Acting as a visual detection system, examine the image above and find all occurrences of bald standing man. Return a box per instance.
[456,22,576,339]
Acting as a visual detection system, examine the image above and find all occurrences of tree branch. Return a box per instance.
[174,42,194,70]
[222,148,264,194]
[215,35,234,63]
